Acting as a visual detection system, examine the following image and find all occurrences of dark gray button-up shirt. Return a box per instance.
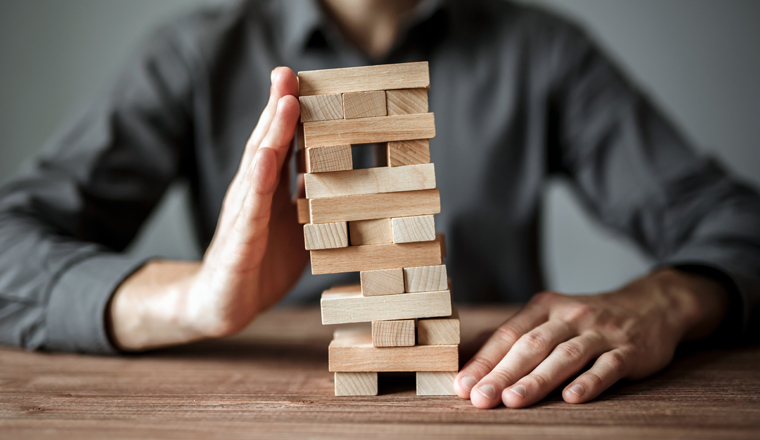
[1,0,759,354]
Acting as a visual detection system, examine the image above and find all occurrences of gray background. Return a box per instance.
[1,0,758,296]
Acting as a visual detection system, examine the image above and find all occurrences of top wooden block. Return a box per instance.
[298,62,430,96]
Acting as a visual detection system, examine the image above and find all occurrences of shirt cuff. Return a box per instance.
[45,253,149,354]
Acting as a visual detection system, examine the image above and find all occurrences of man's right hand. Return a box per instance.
[109,67,308,351]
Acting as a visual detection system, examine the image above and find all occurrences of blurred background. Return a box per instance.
[1,0,758,295]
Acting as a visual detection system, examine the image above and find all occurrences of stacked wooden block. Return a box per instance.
[296,62,460,396]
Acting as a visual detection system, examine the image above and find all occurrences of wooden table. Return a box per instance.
[1,306,758,439]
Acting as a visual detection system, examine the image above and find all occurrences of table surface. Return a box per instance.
[1,306,758,439]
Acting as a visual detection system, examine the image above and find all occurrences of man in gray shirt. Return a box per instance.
[1,0,758,409]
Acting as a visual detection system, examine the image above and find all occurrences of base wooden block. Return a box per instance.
[303,113,435,148]
[404,264,448,293]
[329,327,458,372]
[299,94,343,122]
[311,240,442,275]
[303,222,348,250]
[416,371,457,396]
[334,372,378,396]
[343,91,387,119]
[386,88,428,115]
[298,62,430,96]
[297,198,310,224]
[387,139,431,167]
[349,219,393,245]
[360,268,404,296]
[304,163,436,199]
[309,189,440,224]
[297,144,352,173]
[417,308,460,346]
[392,215,436,243]
[371,320,415,347]
[321,284,451,324]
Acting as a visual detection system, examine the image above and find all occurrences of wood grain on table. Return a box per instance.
[1,306,758,439]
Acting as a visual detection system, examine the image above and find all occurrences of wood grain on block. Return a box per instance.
[349,219,393,245]
[303,222,348,250]
[304,163,436,199]
[297,198,310,224]
[387,139,430,167]
[417,308,460,346]
[297,144,353,173]
[416,371,457,396]
[298,62,430,96]
[303,113,435,148]
[334,372,378,396]
[404,264,448,293]
[309,189,440,224]
[437,232,447,258]
[329,327,458,372]
[386,88,428,115]
[371,320,415,347]
[311,240,442,275]
[360,268,404,296]
[343,91,386,119]
[320,284,451,324]
[299,94,343,122]
[392,215,436,243]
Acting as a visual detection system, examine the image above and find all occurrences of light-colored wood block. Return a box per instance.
[304,164,436,199]
[311,240,442,275]
[334,372,378,396]
[417,308,460,346]
[371,320,415,347]
[299,94,343,122]
[303,222,348,250]
[416,372,457,396]
[386,88,428,115]
[303,113,435,148]
[309,189,440,224]
[343,91,386,119]
[297,198,310,224]
[297,144,352,173]
[321,284,451,324]
[329,327,458,372]
[349,219,393,245]
[387,139,430,167]
[298,62,430,96]
[392,215,436,243]
[404,264,448,293]
[360,268,404,296]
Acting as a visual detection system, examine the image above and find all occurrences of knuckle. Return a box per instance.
[518,331,549,352]
[584,371,605,388]
[601,351,628,373]
[488,368,517,387]
[533,290,559,304]
[555,340,584,361]
[466,356,496,375]
[563,303,596,324]
[527,372,549,390]
[494,323,522,345]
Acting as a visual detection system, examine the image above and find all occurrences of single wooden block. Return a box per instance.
[404,264,448,293]
[321,284,451,324]
[298,62,430,96]
[360,268,404,296]
[303,222,348,250]
[349,219,393,245]
[329,327,458,372]
[309,189,440,224]
[371,320,415,347]
[417,308,460,346]
[299,94,343,122]
[343,91,387,119]
[297,144,353,173]
[392,215,436,244]
[304,163,436,199]
[311,240,442,275]
[387,139,431,167]
[303,113,436,148]
[386,88,428,115]
[297,198,310,224]
[334,372,378,396]
[416,371,457,396]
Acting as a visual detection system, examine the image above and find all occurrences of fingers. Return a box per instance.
[562,348,630,404]
[502,331,610,408]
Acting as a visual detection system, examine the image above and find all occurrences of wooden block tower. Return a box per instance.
[296,62,460,396]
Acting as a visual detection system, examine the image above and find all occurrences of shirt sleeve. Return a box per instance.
[547,25,760,339]
[0,25,194,354]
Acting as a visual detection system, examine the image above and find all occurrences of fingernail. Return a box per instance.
[508,384,526,398]
[569,384,585,397]
[459,376,477,392]
[476,384,496,399]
